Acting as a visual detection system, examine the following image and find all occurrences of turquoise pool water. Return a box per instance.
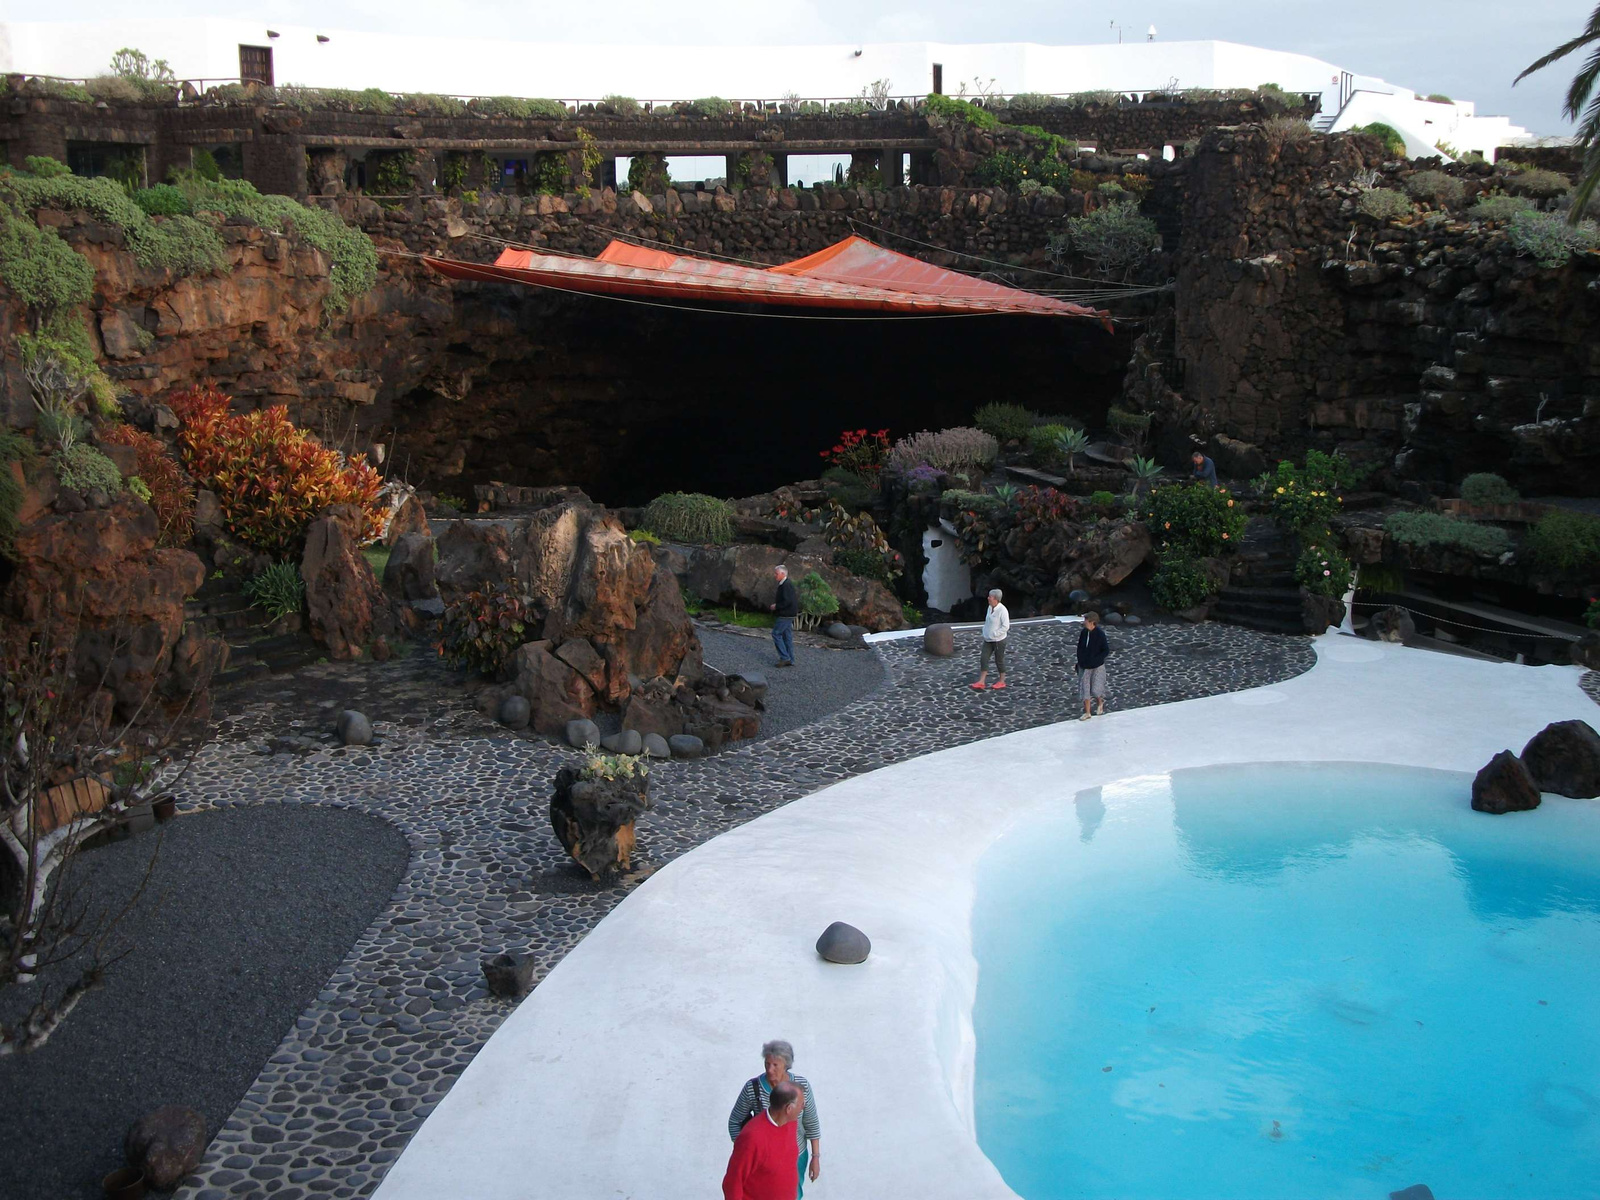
[972,763,1600,1200]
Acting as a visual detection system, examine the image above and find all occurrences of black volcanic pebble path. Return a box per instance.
[165,621,1313,1200]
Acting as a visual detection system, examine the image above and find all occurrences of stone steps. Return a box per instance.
[1212,585,1305,636]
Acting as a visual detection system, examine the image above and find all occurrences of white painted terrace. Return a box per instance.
[372,635,1594,1199]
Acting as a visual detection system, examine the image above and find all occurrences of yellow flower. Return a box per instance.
[1226,499,1234,507]
[1276,487,1286,494]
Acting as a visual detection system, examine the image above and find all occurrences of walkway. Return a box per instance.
[174,622,1313,1199]
[368,636,1595,1199]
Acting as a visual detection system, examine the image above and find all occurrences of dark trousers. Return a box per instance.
[979,639,1007,674]
[772,617,795,663]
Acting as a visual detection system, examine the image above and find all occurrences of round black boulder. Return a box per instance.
[1471,750,1542,814]
[815,921,871,964]
[1520,719,1600,799]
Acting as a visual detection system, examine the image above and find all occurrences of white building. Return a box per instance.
[0,21,1530,160]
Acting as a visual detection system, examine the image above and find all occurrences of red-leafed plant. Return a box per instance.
[98,424,194,548]
[436,583,531,676]
[819,428,891,478]
[1011,485,1078,533]
[169,384,382,556]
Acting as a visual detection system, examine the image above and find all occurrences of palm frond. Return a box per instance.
[1516,5,1600,85]
[1569,94,1600,223]
[1565,43,1600,121]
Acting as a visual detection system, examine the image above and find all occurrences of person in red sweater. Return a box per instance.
[723,1080,804,1200]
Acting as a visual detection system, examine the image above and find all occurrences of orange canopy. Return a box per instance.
[423,237,1108,322]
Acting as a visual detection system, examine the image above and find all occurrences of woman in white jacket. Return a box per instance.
[970,588,1010,691]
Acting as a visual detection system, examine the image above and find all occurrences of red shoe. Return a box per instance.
[991,681,1007,690]
[969,682,987,690]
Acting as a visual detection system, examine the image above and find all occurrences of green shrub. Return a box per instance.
[600,94,642,116]
[1525,509,1600,573]
[1150,551,1215,611]
[925,93,1000,130]
[1090,490,1117,508]
[23,156,72,179]
[579,752,648,782]
[1352,122,1406,157]
[1106,406,1152,440]
[1007,92,1062,111]
[1505,168,1571,199]
[54,443,123,494]
[466,96,570,119]
[6,172,227,276]
[1384,511,1510,556]
[796,570,840,629]
[1404,170,1467,208]
[174,177,377,311]
[1063,200,1161,277]
[627,527,661,545]
[1470,192,1535,222]
[1029,422,1071,461]
[1358,188,1413,220]
[973,402,1039,442]
[1140,484,1246,555]
[834,546,892,583]
[0,205,96,313]
[640,492,734,544]
[690,96,736,118]
[134,183,192,216]
[244,561,306,620]
[1459,473,1519,506]
[436,583,531,676]
[1587,598,1600,629]
[189,147,223,182]
[369,150,417,196]
[1506,210,1600,267]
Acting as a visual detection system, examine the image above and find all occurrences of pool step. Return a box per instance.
[1212,585,1306,636]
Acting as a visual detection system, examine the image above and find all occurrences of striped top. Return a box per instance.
[727,1073,821,1151]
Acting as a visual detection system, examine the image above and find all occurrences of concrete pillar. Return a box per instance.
[882,148,904,186]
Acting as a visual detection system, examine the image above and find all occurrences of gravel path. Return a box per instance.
[0,806,407,1200]
[162,621,1314,1200]
[697,626,886,739]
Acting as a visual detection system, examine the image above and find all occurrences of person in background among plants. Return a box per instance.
[769,565,799,668]
[1191,449,1219,488]
[1077,611,1110,720]
[971,588,1010,691]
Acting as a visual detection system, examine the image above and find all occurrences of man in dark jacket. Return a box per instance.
[1191,450,1219,487]
[769,565,799,667]
[1076,611,1111,720]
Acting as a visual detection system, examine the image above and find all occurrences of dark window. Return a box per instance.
[66,141,145,187]
[239,45,274,86]
[932,63,943,95]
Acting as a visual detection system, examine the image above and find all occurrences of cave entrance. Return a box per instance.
[382,289,1131,507]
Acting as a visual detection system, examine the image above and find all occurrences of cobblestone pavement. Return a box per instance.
[175,622,1315,1200]
[1583,670,1599,708]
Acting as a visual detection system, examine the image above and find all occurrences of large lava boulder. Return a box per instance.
[382,532,438,603]
[5,494,219,718]
[550,765,651,879]
[1471,750,1542,814]
[1520,720,1600,799]
[301,508,392,660]
[1370,606,1416,644]
[435,501,701,702]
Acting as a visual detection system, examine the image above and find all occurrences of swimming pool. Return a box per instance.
[972,763,1600,1200]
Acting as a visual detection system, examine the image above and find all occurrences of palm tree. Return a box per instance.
[1516,4,1600,221]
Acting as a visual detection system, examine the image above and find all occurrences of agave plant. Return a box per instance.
[1056,427,1090,476]
[991,483,1019,503]
[1130,454,1164,496]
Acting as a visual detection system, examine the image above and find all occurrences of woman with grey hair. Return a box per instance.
[727,1039,821,1195]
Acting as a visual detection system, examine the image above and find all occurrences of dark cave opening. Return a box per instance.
[380,288,1135,506]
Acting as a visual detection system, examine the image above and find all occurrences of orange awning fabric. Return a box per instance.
[423,238,1108,322]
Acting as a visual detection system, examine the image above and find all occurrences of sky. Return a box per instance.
[24,0,1591,134]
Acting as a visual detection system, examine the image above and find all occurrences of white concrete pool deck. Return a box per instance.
[371,635,1596,1200]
